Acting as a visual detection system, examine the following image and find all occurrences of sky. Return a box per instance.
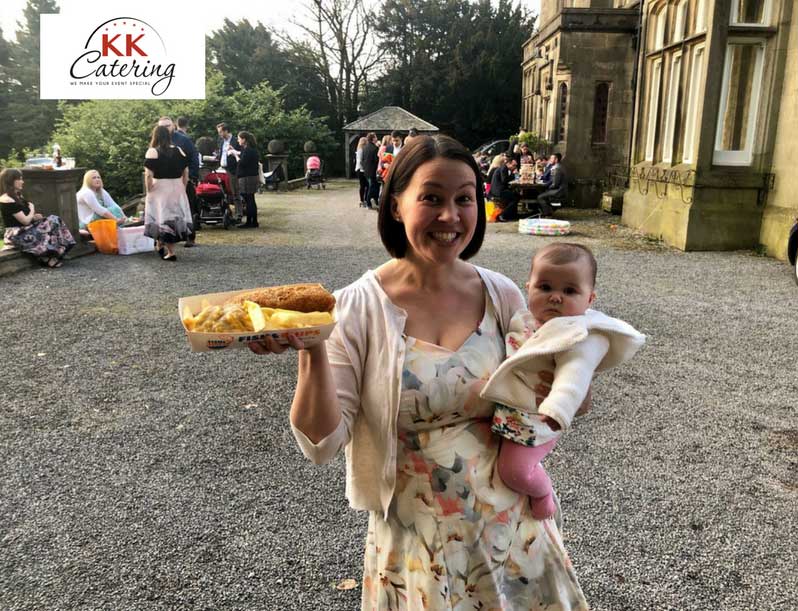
[2,0,542,41]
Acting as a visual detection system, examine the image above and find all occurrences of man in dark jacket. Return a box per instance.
[536,153,567,216]
[489,156,520,222]
[361,132,380,209]
[173,117,199,246]
[216,122,241,216]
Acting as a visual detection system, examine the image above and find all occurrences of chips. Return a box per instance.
[185,299,334,334]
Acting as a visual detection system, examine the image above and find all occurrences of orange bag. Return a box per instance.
[485,200,502,223]
[87,219,119,255]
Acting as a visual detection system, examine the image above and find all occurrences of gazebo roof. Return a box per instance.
[343,106,439,133]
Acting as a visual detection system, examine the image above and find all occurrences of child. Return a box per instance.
[481,243,645,519]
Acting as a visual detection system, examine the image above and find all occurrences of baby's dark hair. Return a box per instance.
[529,243,597,287]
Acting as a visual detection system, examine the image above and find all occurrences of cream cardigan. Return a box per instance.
[290,264,526,518]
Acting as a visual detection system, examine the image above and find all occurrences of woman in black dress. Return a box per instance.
[232,131,260,228]
[0,168,75,268]
[143,125,193,261]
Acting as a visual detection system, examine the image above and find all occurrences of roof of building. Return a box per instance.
[342,106,439,132]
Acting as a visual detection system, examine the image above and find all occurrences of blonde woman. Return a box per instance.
[76,170,127,230]
[355,136,368,207]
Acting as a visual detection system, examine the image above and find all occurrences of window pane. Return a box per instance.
[683,46,705,163]
[557,83,568,142]
[592,83,610,144]
[645,60,662,161]
[735,0,766,24]
[719,45,758,151]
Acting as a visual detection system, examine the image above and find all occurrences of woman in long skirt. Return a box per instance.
[144,125,192,262]
[1,168,75,269]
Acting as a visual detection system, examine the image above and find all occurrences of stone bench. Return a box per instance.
[0,248,37,277]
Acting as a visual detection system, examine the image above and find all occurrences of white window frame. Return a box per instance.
[730,0,772,27]
[662,52,683,163]
[673,0,688,43]
[695,0,707,32]
[683,44,706,164]
[713,39,766,166]
[654,7,667,50]
[645,58,663,162]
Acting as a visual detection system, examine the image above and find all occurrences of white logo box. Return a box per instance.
[40,13,205,99]
[178,289,337,353]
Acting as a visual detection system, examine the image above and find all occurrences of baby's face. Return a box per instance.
[527,258,596,324]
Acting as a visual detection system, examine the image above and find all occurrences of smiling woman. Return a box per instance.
[245,134,591,609]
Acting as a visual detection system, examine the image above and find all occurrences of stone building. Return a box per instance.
[525,0,797,261]
[521,0,642,207]
[622,0,796,257]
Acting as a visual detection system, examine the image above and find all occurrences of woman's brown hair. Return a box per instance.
[149,125,172,152]
[377,135,486,260]
[238,131,257,148]
[0,168,23,197]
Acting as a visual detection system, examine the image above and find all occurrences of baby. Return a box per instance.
[481,243,645,519]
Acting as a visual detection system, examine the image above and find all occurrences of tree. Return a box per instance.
[284,0,381,128]
[6,0,61,159]
[0,29,12,159]
[370,0,534,148]
[206,19,333,126]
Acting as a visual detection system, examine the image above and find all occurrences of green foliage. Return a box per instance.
[206,19,333,127]
[50,71,335,198]
[5,0,62,157]
[370,0,534,148]
[514,131,552,154]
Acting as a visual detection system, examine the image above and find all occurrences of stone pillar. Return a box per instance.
[21,167,94,257]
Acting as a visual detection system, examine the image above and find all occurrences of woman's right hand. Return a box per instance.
[248,332,307,355]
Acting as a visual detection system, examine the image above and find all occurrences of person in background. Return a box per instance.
[76,169,127,230]
[489,155,520,222]
[174,116,200,247]
[390,131,403,157]
[230,131,261,228]
[519,143,534,165]
[354,136,369,207]
[361,132,380,209]
[216,122,241,217]
[0,168,75,268]
[144,125,192,261]
[405,127,419,144]
[536,153,568,217]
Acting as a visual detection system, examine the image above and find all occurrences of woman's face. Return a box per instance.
[91,173,103,190]
[13,176,24,191]
[393,158,478,266]
[237,136,246,147]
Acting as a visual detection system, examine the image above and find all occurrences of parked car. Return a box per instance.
[473,139,510,160]
[788,219,798,285]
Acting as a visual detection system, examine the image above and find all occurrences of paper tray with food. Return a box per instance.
[179,284,336,352]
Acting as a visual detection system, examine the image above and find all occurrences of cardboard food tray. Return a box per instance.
[179,288,336,352]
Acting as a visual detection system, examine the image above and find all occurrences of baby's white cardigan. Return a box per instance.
[480,309,646,430]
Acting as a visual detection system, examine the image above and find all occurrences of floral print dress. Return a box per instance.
[361,296,587,611]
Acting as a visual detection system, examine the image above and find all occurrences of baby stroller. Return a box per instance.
[195,170,238,229]
[306,160,326,190]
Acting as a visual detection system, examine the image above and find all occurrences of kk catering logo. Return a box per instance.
[40,13,204,100]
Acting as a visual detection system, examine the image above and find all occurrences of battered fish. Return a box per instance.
[228,283,336,313]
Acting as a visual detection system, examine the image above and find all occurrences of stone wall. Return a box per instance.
[759,2,798,261]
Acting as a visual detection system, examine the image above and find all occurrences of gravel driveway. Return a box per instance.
[1,180,796,610]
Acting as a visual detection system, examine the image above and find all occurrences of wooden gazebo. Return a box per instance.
[342,106,439,177]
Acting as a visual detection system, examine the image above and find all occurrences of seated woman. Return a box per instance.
[0,168,75,268]
[76,169,127,230]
